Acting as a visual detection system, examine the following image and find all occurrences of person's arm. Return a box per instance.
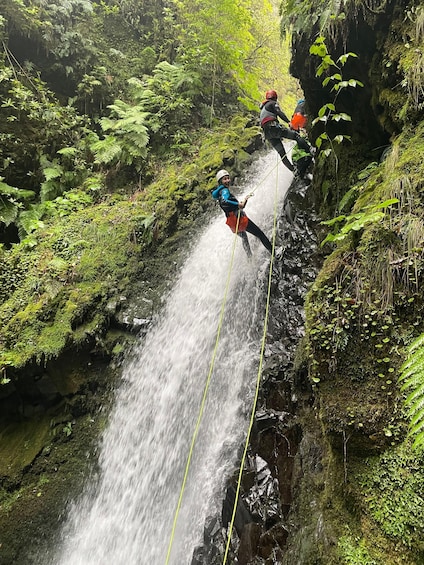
[220,188,239,206]
[274,101,290,123]
[218,188,241,215]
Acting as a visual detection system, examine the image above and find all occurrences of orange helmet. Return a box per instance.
[265,89,278,100]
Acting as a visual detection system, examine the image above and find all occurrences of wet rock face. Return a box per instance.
[192,179,323,564]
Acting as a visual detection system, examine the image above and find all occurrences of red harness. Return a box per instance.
[226,212,248,233]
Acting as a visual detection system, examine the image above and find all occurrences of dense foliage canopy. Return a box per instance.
[0,0,297,245]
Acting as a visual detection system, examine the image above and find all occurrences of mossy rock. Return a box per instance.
[0,417,51,481]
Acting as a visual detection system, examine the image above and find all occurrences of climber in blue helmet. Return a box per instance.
[290,99,307,131]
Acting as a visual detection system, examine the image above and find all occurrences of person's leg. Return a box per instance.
[281,127,312,154]
[238,231,252,257]
[245,220,272,253]
[268,138,295,172]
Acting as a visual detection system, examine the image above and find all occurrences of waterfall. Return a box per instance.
[52,151,291,565]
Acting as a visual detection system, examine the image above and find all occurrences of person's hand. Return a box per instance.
[239,199,247,209]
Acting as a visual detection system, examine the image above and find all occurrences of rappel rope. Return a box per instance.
[222,156,280,564]
[243,144,295,200]
[165,210,243,565]
[165,152,285,564]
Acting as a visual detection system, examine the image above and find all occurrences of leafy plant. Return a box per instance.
[338,532,377,565]
[128,62,202,144]
[320,198,399,246]
[280,0,349,37]
[357,443,424,548]
[0,178,35,226]
[310,35,364,161]
[63,421,73,437]
[399,333,424,449]
[91,98,151,170]
[170,0,263,118]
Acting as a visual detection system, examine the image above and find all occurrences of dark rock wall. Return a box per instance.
[280,1,424,564]
[290,0,408,215]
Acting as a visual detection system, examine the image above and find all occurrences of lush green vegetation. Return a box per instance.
[290,2,424,562]
[0,0,296,209]
[0,115,260,373]
[0,0,298,375]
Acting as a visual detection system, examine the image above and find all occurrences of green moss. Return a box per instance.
[307,122,424,387]
[353,442,424,552]
[303,116,424,563]
[338,530,379,565]
[0,417,51,479]
[0,114,259,374]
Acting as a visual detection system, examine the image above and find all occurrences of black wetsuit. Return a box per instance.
[259,99,311,172]
[211,184,272,256]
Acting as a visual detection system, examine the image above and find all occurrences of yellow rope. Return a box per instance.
[245,145,295,199]
[222,158,280,564]
[165,213,242,564]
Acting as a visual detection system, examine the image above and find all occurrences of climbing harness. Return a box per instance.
[225,211,248,233]
[165,155,282,564]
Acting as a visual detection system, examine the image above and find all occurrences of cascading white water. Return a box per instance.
[52,151,291,565]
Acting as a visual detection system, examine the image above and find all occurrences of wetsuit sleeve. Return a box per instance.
[274,101,290,123]
[220,188,239,206]
[218,188,240,215]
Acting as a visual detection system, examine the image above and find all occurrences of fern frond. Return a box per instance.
[408,332,424,353]
[405,385,424,404]
[410,416,424,436]
[41,180,64,203]
[398,332,424,450]
[0,198,19,226]
[412,430,424,450]
[401,371,424,392]
[399,347,424,375]
[0,180,35,200]
[409,401,424,427]
[399,358,424,382]
[90,135,123,165]
[43,166,62,182]
[18,206,44,237]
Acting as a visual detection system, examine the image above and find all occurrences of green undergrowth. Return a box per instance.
[0,197,144,372]
[0,115,259,375]
[306,122,424,396]
[303,106,424,564]
[343,440,424,563]
[297,432,424,564]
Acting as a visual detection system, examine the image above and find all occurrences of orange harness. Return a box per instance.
[226,212,248,233]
